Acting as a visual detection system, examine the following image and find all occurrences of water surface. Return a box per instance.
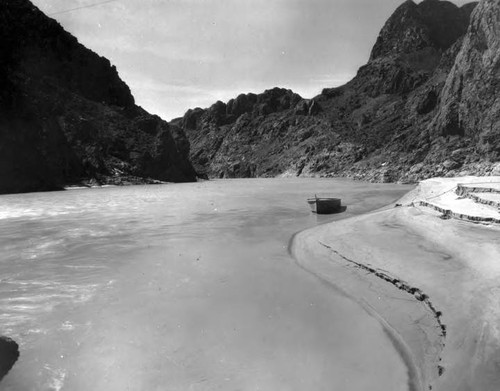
[0,178,412,390]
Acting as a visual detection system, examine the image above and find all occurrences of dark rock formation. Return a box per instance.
[178,0,500,182]
[171,88,302,178]
[369,0,472,61]
[0,336,19,382]
[0,0,196,194]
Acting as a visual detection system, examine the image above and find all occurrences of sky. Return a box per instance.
[31,0,472,120]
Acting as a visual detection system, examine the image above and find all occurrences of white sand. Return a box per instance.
[292,176,500,391]
[400,176,500,220]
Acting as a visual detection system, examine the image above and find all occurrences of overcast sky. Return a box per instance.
[31,0,472,120]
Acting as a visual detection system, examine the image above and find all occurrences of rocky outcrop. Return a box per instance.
[432,0,500,157]
[0,336,19,382]
[369,0,473,61]
[171,88,303,178]
[0,0,196,194]
[179,0,500,183]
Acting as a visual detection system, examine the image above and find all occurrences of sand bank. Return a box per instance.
[291,177,500,391]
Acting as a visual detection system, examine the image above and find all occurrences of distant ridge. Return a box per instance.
[0,0,196,194]
[176,0,500,182]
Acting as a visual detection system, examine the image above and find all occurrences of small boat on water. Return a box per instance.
[307,196,342,214]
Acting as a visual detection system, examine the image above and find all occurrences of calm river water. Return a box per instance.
[0,178,412,390]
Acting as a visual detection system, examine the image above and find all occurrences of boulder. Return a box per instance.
[0,336,19,382]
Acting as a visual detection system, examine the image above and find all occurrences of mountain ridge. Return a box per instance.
[177,0,500,182]
[2,0,499,192]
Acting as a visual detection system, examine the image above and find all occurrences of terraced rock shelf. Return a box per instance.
[408,179,500,225]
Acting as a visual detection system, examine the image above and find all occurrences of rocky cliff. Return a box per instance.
[0,0,196,194]
[177,0,500,182]
[432,0,500,153]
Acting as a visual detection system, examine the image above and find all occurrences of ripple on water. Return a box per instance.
[0,280,100,336]
[0,180,415,390]
[44,365,67,391]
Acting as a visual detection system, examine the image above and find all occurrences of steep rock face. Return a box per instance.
[172,88,304,177]
[180,0,497,182]
[432,0,500,159]
[0,0,196,194]
[370,0,472,61]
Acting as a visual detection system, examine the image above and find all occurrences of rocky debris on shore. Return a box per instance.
[0,336,19,382]
[178,0,500,183]
[0,0,196,195]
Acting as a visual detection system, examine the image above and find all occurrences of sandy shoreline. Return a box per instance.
[291,176,500,391]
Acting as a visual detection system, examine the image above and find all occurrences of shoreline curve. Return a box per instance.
[289,176,500,391]
[289,227,432,391]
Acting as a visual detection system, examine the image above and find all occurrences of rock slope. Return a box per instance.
[177,0,500,182]
[433,0,500,152]
[0,0,196,194]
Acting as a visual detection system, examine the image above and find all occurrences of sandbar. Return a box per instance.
[291,176,500,391]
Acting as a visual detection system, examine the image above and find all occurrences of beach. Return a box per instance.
[291,176,500,391]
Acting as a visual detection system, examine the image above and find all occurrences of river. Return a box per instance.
[0,178,412,390]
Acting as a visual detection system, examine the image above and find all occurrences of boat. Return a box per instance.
[307,195,342,214]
